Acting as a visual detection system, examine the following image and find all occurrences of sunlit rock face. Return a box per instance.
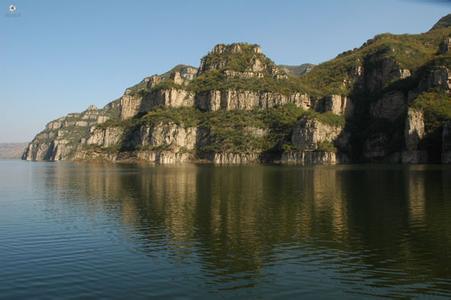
[316,95,352,116]
[195,90,312,111]
[402,109,427,163]
[291,117,343,151]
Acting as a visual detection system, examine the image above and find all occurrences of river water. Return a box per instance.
[1,160,451,299]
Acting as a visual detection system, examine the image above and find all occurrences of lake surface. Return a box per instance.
[1,160,451,299]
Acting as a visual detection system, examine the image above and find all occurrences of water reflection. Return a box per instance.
[43,163,451,297]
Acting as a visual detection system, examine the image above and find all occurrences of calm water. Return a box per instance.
[1,160,451,299]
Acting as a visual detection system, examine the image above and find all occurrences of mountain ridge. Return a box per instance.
[23,14,451,164]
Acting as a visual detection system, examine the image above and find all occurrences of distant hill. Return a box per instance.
[279,64,315,76]
[0,143,27,159]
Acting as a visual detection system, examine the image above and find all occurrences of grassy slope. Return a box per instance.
[300,27,451,96]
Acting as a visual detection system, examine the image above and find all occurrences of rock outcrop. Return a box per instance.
[281,151,339,165]
[291,117,343,151]
[316,95,352,116]
[198,43,285,79]
[281,117,345,164]
[120,90,146,120]
[207,152,260,164]
[402,109,427,163]
[86,127,124,148]
[138,122,197,152]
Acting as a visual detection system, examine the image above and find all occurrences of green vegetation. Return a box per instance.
[412,91,451,130]
[187,69,308,95]
[413,91,451,118]
[411,91,451,160]
[160,64,196,79]
[199,111,267,153]
[316,141,337,152]
[300,28,450,96]
[304,111,345,127]
[137,143,172,152]
[199,104,309,154]
[142,107,201,128]
[95,102,346,155]
[83,144,120,154]
[126,79,148,95]
[140,27,451,99]
[111,104,340,154]
[150,80,184,92]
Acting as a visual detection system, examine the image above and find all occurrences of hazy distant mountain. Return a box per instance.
[0,143,27,159]
[279,64,315,76]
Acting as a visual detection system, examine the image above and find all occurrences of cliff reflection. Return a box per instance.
[45,163,451,291]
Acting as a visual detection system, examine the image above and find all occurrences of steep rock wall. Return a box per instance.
[195,90,312,111]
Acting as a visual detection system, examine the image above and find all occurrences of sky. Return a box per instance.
[0,0,450,143]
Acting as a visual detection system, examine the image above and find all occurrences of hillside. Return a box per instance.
[23,14,451,164]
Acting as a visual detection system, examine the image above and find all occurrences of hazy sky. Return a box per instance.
[1,0,450,142]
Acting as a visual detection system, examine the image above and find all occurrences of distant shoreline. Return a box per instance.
[0,143,27,159]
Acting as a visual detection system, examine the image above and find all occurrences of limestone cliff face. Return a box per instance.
[195,90,312,111]
[136,122,197,164]
[24,17,451,164]
[316,95,352,117]
[86,127,124,147]
[281,117,345,164]
[402,109,427,163]
[207,152,260,164]
[120,67,198,120]
[291,117,343,151]
[120,90,144,120]
[281,151,339,165]
[23,105,116,161]
[120,88,196,120]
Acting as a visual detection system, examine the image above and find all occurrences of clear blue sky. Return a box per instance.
[0,0,449,142]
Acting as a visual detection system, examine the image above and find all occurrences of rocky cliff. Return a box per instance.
[24,15,451,164]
